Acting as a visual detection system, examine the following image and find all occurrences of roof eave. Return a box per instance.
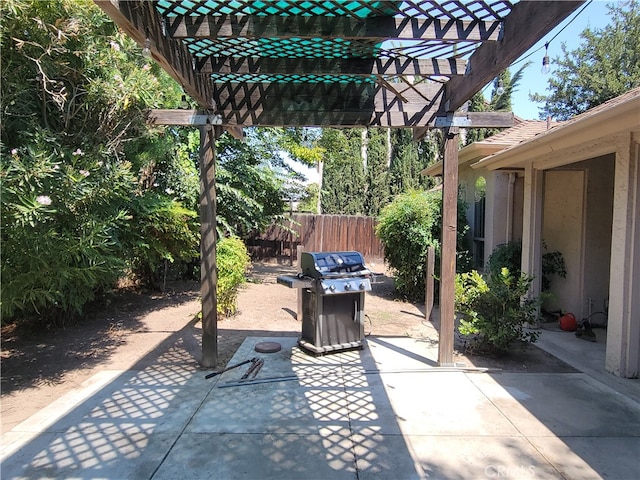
[420,142,509,176]
[472,92,640,171]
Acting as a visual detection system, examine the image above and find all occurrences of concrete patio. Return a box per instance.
[1,335,639,479]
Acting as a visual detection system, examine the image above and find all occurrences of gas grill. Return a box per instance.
[277,251,372,354]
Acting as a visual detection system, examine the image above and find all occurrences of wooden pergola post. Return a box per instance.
[200,124,219,367]
[438,126,459,366]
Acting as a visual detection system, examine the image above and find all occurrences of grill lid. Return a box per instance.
[301,251,369,278]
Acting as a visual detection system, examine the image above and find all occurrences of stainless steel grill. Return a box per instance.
[278,251,372,354]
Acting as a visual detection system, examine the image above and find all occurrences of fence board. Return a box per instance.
[246,213,384,261]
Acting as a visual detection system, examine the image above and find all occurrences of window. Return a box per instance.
[473,176,486,270]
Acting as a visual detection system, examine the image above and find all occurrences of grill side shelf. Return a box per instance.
[277,275,314,289]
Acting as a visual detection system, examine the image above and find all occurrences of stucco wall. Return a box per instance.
[580,155,615,323]
[541,156,615,320]
[543,170,586,317]
[512,175,524,242]
[459,165,526,271]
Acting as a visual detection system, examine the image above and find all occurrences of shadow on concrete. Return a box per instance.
[0,327,424,479]
[2,262,638,479]
[477,372,640,479]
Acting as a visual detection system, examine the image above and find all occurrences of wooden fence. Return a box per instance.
[246,213,384,261]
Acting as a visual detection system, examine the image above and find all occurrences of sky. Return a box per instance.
[288,1,622,183]
[502,0,617,120]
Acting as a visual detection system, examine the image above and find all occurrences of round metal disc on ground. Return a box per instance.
[254,341,282,353]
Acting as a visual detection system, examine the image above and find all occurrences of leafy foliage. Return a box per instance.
[487,241,567,291]
[376,189,470,301]
[363,128,391,217]
[0,0,181,151]
[319,127,439,216]
[455,268,540,354]
[541,249,567,292]
[319,128,366,214]
[376,190,440,300]
[389,128,438,195]
[216,237,251,317]
[216,130,290,238]
[0,0,195,323]
[530,1,640,120]
[1,138,132,323]
[126,193,200,286]
[297,183,320,213]
[0,0,324,325]
[486,241,522,278]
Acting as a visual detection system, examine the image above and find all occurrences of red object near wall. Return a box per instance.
[559,313,578,332]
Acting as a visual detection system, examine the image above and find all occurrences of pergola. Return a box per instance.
[95,0,584,367]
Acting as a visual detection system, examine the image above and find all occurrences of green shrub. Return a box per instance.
[376,189,470,301]
[126,192,199,286]
[486,241,522,277]
[0,139,133,324]
[455,268,540,354]
[216,237,251,317]
[0,138,200,324]
[486,241,567,291]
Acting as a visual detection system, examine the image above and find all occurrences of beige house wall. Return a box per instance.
[470,91,639,378]
[542,170,586,317]
[457,166,521,270]
[579,155,614,323]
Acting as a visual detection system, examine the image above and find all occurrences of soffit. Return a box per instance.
[472,87,640,171]
[95,1,584,128]
[421,120,560,176]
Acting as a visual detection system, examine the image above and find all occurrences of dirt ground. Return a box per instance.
[0,262,575,434]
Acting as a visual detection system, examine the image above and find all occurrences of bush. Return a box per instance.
[0,140,133,325]
[126,192,199,286]
[455,268,540,354]
[0,139,201,324]
[486,241,567,291]
[486,241,522,277]
[376,189,470,301]
[216,237,251,317]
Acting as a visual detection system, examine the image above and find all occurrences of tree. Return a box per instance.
[389,128,438,194]
[530,1,640,120]
[0,0,195,321]
[363,128,391,216]
[297,183,320,213]
[0,0,316,322]
[319,128,366,214]
[465,63,530,144]
[215,129,290,238]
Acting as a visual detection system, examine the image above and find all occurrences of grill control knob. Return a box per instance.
[344,283,351,291]
[359,282,366,290]
[329,284,336,292]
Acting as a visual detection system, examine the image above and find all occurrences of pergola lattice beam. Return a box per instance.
[196,57,467,76]
[442,0,585,112]
[206,81,442,126]
[166,15,502,42]
[148,108,513,129]
[156,0,513,22]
